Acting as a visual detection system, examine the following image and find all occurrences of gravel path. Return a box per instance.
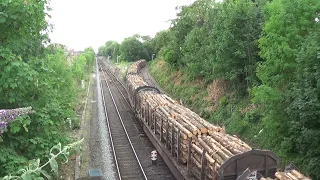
[139,65,165,93]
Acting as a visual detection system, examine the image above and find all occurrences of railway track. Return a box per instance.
[97,59,175,180]
[98,61,147,180]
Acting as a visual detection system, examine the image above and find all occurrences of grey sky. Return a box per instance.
[48,0,195,51]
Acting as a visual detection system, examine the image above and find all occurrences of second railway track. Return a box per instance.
[97,59,175,180]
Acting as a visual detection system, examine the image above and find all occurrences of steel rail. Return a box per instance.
[100,61,131,107]
[98,61,148,180]
[96,59,121,180]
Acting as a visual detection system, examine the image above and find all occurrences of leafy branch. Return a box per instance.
[2,139,83,180]
[0,107,35,134]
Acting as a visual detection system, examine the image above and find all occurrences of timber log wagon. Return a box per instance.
[125,60,281,180]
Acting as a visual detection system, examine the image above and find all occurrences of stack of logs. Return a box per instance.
[135,90,252,178]
[261,170,311,180]
[126,59,147,74]
[126,60,310,180]
[126,60,252,179]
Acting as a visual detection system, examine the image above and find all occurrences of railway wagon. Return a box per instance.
[125,60,280,180]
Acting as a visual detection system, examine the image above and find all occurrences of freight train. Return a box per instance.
[124,60,309,180]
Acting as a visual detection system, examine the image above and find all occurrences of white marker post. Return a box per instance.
[117,55,120,64]
[151,150,157,165]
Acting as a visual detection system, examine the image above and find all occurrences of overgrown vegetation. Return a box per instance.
[148,0,320,178]
[0,0,95,178]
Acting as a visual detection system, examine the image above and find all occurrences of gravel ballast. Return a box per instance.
[88,60,116,179]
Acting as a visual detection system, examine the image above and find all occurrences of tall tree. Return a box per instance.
[0,0,95,176]
[119,36,149,61]
[253,0,320,177]
[151,30,170,55]
[103,40,117,58]
[209,0,263,91]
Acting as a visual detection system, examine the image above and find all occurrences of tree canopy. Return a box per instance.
[0,0,95,177]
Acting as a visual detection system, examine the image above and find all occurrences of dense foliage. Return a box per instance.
[253,0,320,174]
[72,47,95,82]
[0,107,34,134]
[148,0,320,178]
[98,34,154,62]
[0,0,95,177]
[3,139,83,180]
[98,40,119,60]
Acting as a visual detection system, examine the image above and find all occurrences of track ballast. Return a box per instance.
[98,59,175,180]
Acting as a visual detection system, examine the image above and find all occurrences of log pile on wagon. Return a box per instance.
[125,60,310,180]
[259,170,311,180]
[126,59,147,74]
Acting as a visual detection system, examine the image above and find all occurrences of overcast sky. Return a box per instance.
[48,0,195,51]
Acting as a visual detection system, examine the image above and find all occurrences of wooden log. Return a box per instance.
[191,144,216,165]
[162,94,177,104]
[198,137,224,164]
[191,156,201,169]
[200,149,207,180]
[177,105,222,132]
[203,136,231,160]
[191,151,202,164]
[291,170,310,180]
[155,120,189,139]
[174,113,201,134]
[187,139,192,175]
[191,151,215,180]
[226,134,251,150]
[169,117,194,138]
[286,173,299,180]
[174,116,199,135]
[170,105,208,134]
[275,172,291,180]
[180,157,187,164]
[210,133,245,154]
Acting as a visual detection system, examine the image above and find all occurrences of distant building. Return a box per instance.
[69,49,75,56]
[68,49,84,56]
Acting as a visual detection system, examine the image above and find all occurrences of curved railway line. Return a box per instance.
[97,59,175,180]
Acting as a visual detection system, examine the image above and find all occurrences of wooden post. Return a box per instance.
[201,149,207,180]
[146,104,149,125]
[166,120,169,149]
[187,138,192,175]
[133,96,136,111]
[154,114,157,134]
[142,106,144,121]
[160,118,163,142]
[147,104,150,126]
[171,124,174,156]
[144,106,146,122]
[212,162,217,180]
[143,106,146,121]
[177,129,180,163]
